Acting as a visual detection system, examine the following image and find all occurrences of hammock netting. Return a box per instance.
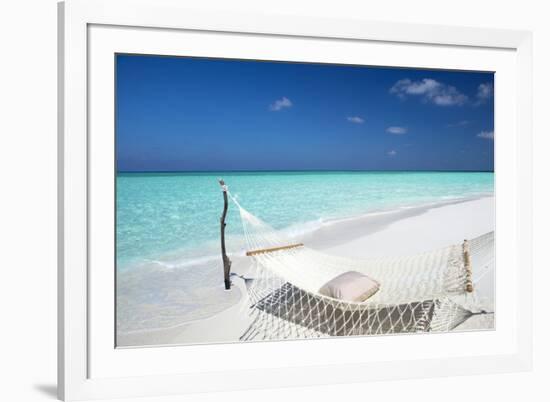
[229,195,494,341]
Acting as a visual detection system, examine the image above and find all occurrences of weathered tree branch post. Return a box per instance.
[219,179,232,290]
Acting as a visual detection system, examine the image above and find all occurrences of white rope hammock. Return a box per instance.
[228,193,494,341]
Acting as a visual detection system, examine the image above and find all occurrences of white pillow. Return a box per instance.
[319,271,380,302]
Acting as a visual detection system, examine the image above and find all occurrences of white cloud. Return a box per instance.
[269,97,293,111]
[390,78,468,106]
[475,83,493,105]
[346,116,365,124]
[387,150,397,156]
[386,126,408,135]
[477,130,494,140]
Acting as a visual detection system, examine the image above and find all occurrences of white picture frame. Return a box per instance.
[58,0,533,400]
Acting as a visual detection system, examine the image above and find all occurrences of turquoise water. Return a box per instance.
[116,171,494,271]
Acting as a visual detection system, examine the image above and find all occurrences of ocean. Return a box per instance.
[116,171,494,270]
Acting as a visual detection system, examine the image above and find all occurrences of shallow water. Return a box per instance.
[117,171,494,270]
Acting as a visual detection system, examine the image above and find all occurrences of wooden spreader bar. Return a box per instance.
[246,243,304,257]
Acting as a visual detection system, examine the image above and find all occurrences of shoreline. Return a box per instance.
[303,194,493,251]
[121,193,494,271]
[117,195,495,346]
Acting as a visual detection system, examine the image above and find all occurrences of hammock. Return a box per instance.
[228,194,494,341]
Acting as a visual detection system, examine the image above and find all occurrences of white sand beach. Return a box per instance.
[117,196,495,348]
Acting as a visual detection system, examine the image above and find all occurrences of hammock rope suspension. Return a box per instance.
[227,191,494,341]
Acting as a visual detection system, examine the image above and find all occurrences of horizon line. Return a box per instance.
[117,169,495,173]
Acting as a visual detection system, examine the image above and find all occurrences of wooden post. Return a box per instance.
[463,239,473,293]
[219,179,232,290]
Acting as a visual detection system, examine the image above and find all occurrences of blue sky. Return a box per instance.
[116,54,494,172]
